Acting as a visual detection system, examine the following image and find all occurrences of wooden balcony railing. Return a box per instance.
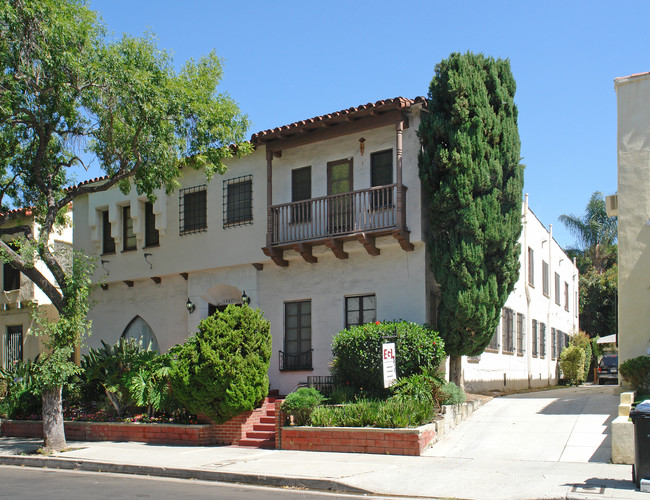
[270,184,404,245]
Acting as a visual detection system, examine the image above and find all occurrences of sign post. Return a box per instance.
[382,342,397,388]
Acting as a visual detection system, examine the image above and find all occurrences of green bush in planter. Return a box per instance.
[620,356,650,391]
[281,387,325,425]
[169,305,271,424]
[559,345,586,385]
[440,381,466,405]
[331,321,445,396]
[0,359,41,418]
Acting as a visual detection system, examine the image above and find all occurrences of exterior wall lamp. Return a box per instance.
[241,290,251,305]
[186,297,195,314]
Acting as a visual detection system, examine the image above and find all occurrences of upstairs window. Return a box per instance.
[224,175,253,227]
[528,247,534,286]
[542,261,549,297]
[144,202,159,247]
[554,273,561,305]
[3,262,20,291]
[180,185,207,235]
[371,149,393,208]
[122,206,136,251]
[564,282,570,311]
[345,294,376,329]
[101,210,115,254]
[291,167,312,223]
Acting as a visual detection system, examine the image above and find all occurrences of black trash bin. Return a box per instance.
[630,400,650,489]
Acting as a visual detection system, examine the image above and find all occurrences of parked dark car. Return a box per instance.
[598,354,618,384]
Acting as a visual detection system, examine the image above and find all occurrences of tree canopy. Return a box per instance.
[418,52,524,382]
[0,0,251,451]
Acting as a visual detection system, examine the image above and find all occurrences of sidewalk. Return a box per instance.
[0,385,645,499]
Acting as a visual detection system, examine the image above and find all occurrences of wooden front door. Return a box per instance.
[327,159,353,234]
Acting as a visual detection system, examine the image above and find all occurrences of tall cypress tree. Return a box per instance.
[418,52,524,386]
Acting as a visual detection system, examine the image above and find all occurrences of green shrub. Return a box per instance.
[310,397,435,428]
[570,331,592,380]
[281,387,325,425]
[169,305,271,424]
[560,345,586,385]
[328,385,357,404]
[440,382,466,405]
[390,368,444,405]
[620,356,650,391]
[331,321,445,396]
[0,360,41,418]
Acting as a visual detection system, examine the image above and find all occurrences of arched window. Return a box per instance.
[121,316,159,352]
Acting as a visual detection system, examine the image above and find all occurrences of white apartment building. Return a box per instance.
[1,208,73,368]
[72,96,577,395]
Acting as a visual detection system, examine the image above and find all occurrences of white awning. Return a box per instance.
[597,334,617,344]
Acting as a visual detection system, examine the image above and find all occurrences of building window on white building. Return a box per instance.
[281,300,312,371]
[101,211,115,254]
[371,149,393,208]
[2,260,20,291]
[345,294,376,329]
[528,247,534,286]
[516,313,525,355]
[564,282,569,311]
[179,184,207,235]
[144,202,159,247]
[542,260,549,297]
[3,325,22,369]
[551,327,557,359]
[532,319,538,357]
[487,324,500,352]
[501,308,515,353]
[429,292,441,330]
[223,175,253,228]
[122,206,137,251]
[540,322,547,358]
[121,316,159,352]
[554,273,561,305]
[291,167,312,223]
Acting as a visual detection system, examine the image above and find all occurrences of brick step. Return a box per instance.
[266,409,276,416]
[246,430,274,440]
[259,416,275,424]
[238,437,275,449]
[253,423,274,432]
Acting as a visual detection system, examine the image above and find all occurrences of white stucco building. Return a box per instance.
[614,71,650,365]
[72,96,577,395]
[1,208,73,368]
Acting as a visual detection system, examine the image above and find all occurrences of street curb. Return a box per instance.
[0,454,371,494]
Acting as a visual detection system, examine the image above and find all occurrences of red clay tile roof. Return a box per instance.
[251,96,426,144]
[0,207,33,218]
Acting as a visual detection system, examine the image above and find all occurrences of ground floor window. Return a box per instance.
[501,308,515,353]
[516,313,525,355]
[345,294,376,329]
[540,322,547,358]
[4,325,22,368]
[121,316,159,352]
[532,320,538,357]
[281,300,312,371]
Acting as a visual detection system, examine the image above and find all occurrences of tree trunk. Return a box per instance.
[42,386,66,453]
[448,355,464,389]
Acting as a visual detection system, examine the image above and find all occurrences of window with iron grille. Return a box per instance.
[345,295,376,329]
[542,260,549,296]
[4,325,22,369]
[144,202,159,247]
[532,319,538,357]
[501,308,515,353]
[179,185,207,235]
[540,322,547,358]
[101,210,115,254]
[291,167,311,223]
[517,313,525,355]
[551,328,557,359]
[554,273,561,305]
[371,149,393,208]
[224,175,252,227]
[528,247,534,286]
[282,300,312,371]
[564,282,569,311]
[487,323,500,351]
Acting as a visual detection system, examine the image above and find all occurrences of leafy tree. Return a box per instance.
[579,265,617,338]
[0,0,250,451]
[169,305,272,424]
[418,52,524,386]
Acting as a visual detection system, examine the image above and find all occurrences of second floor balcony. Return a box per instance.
[263,184,413,266]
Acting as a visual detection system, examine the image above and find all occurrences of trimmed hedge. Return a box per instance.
[560,345,586,385]
[331,321,445,395]
[620,356,650,391]
[169,305,271,423]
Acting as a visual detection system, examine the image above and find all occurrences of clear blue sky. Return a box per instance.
[88,0,648,249]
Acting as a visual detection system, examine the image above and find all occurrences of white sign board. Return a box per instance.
[382,342,397,388]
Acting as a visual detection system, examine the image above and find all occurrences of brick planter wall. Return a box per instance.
[279,423,437,456]
[0,397,277,447]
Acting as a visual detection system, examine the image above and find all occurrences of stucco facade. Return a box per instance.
[614,72,650,364]
[73,96,577,395]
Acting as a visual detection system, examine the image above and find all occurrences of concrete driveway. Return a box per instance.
[424,384,619,463]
